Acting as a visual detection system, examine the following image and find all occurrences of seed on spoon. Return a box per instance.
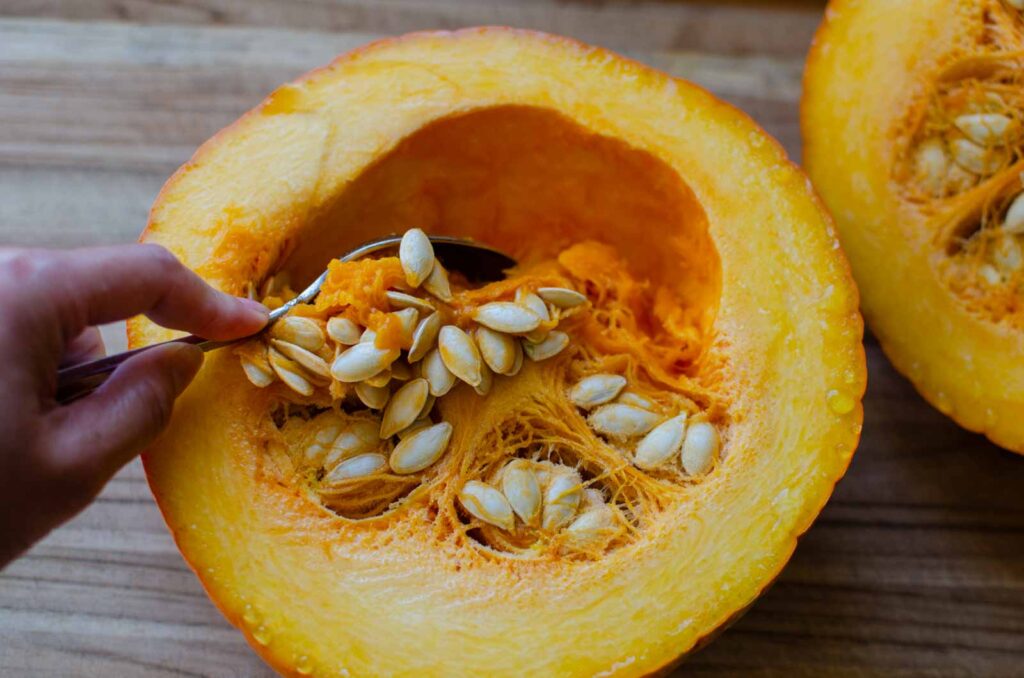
[270,339,331,378]
[475,327,517,375]
[472,302,541,334]
[240,350,276,388]
[523,331,569,361]
[271,316,325,352]
[422,347,457,396]
[354,381,390,410]
[385,290,435,314]
[399,228,435,288]
[326,316,361,345]
[538,287,587,309]
[330,342,399,383]
[422,259,454,302]
[408,312,442,363]
[267,348,314,396]
[515,288,550,322]
[438,325,483,386]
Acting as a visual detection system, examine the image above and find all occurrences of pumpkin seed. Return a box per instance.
[515,288,550,322]
[588,404,661,439]
[458,480,514,530]
[508,341,524,376]
[954,113,1017,146]
[681,421,719,475]
[389,307,420,347]
[389,422,452,474]
[438,325,483,386]
[422,347,457,396]
[472,302,542,334]
[240,351,276,388]
[475,326,517,375]
[978,263,1004,285]
[474,363,493,396]
[385,290,435,314]
[1009,0,1023,9]
[569,374,627,409]
[565,505,616,550]
[538,287,587,309]
[326,316,361,345]
[422,259,454,302]
[523,331,569,361]
[324,419,380,466]
[380,378,429,438]
[582,488,606,511]
[542,468,583,531]
[270,339,331,378]
[499,460,541,527]
[408,312,442,363]
[359,328,376,343]
[399,228,435,288]
[271,316,325,352]
[914,138,950,196]
[617,392,656,411]
[330,342,399,382]
[419,394,436,420]
[1003,192,1024,234]
[364,369,392,388]
[324,453,386,483]
[950,138,1005,175]
[992,233,1023,273]
[397,417,432,440]
[355,381,390,410]
[267,348,314,396]
[634,414,687,469]
[303,416,343,464]
[390,360,413,381]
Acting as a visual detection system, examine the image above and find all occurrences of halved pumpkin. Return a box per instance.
[129,28,864,676]
[803,0,1024,451]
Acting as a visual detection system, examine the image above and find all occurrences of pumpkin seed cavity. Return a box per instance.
[898,4,1024,326]
[237,229,722,557]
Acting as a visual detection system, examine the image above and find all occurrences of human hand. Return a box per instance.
[0,244,268,568]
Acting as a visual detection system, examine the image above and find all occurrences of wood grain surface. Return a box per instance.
[1,3,1023,676]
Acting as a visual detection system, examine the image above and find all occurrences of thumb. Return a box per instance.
[46,342,203,496]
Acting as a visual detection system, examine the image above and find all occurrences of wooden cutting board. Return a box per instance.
[1,3,1022,676]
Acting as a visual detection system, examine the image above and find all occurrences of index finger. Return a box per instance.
[2,244,268,342]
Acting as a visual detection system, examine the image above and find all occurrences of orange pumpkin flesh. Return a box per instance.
[129,29,864,676]
[803,0,1024,451]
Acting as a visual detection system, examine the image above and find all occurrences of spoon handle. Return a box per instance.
[54,335,229,404]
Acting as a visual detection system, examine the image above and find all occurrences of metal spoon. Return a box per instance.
[55,235,517,403]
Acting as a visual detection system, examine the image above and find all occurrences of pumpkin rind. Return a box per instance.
[803,0,1024,452]
[131,28,864,676]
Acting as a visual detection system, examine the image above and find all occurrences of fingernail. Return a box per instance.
[239,298,270,325]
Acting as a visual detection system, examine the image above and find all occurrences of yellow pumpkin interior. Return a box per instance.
[133,29,863,677]
[803,0,1024,451]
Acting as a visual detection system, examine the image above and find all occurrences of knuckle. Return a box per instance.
[140,244,182,276]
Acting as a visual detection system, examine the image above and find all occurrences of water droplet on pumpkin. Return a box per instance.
[242,604,260,626]
[934,391,952,414]
[252,624,272,646]
[985,408,997,427]
[827,389,856,415]
[843,368,857,385]
[296,656,313,675]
